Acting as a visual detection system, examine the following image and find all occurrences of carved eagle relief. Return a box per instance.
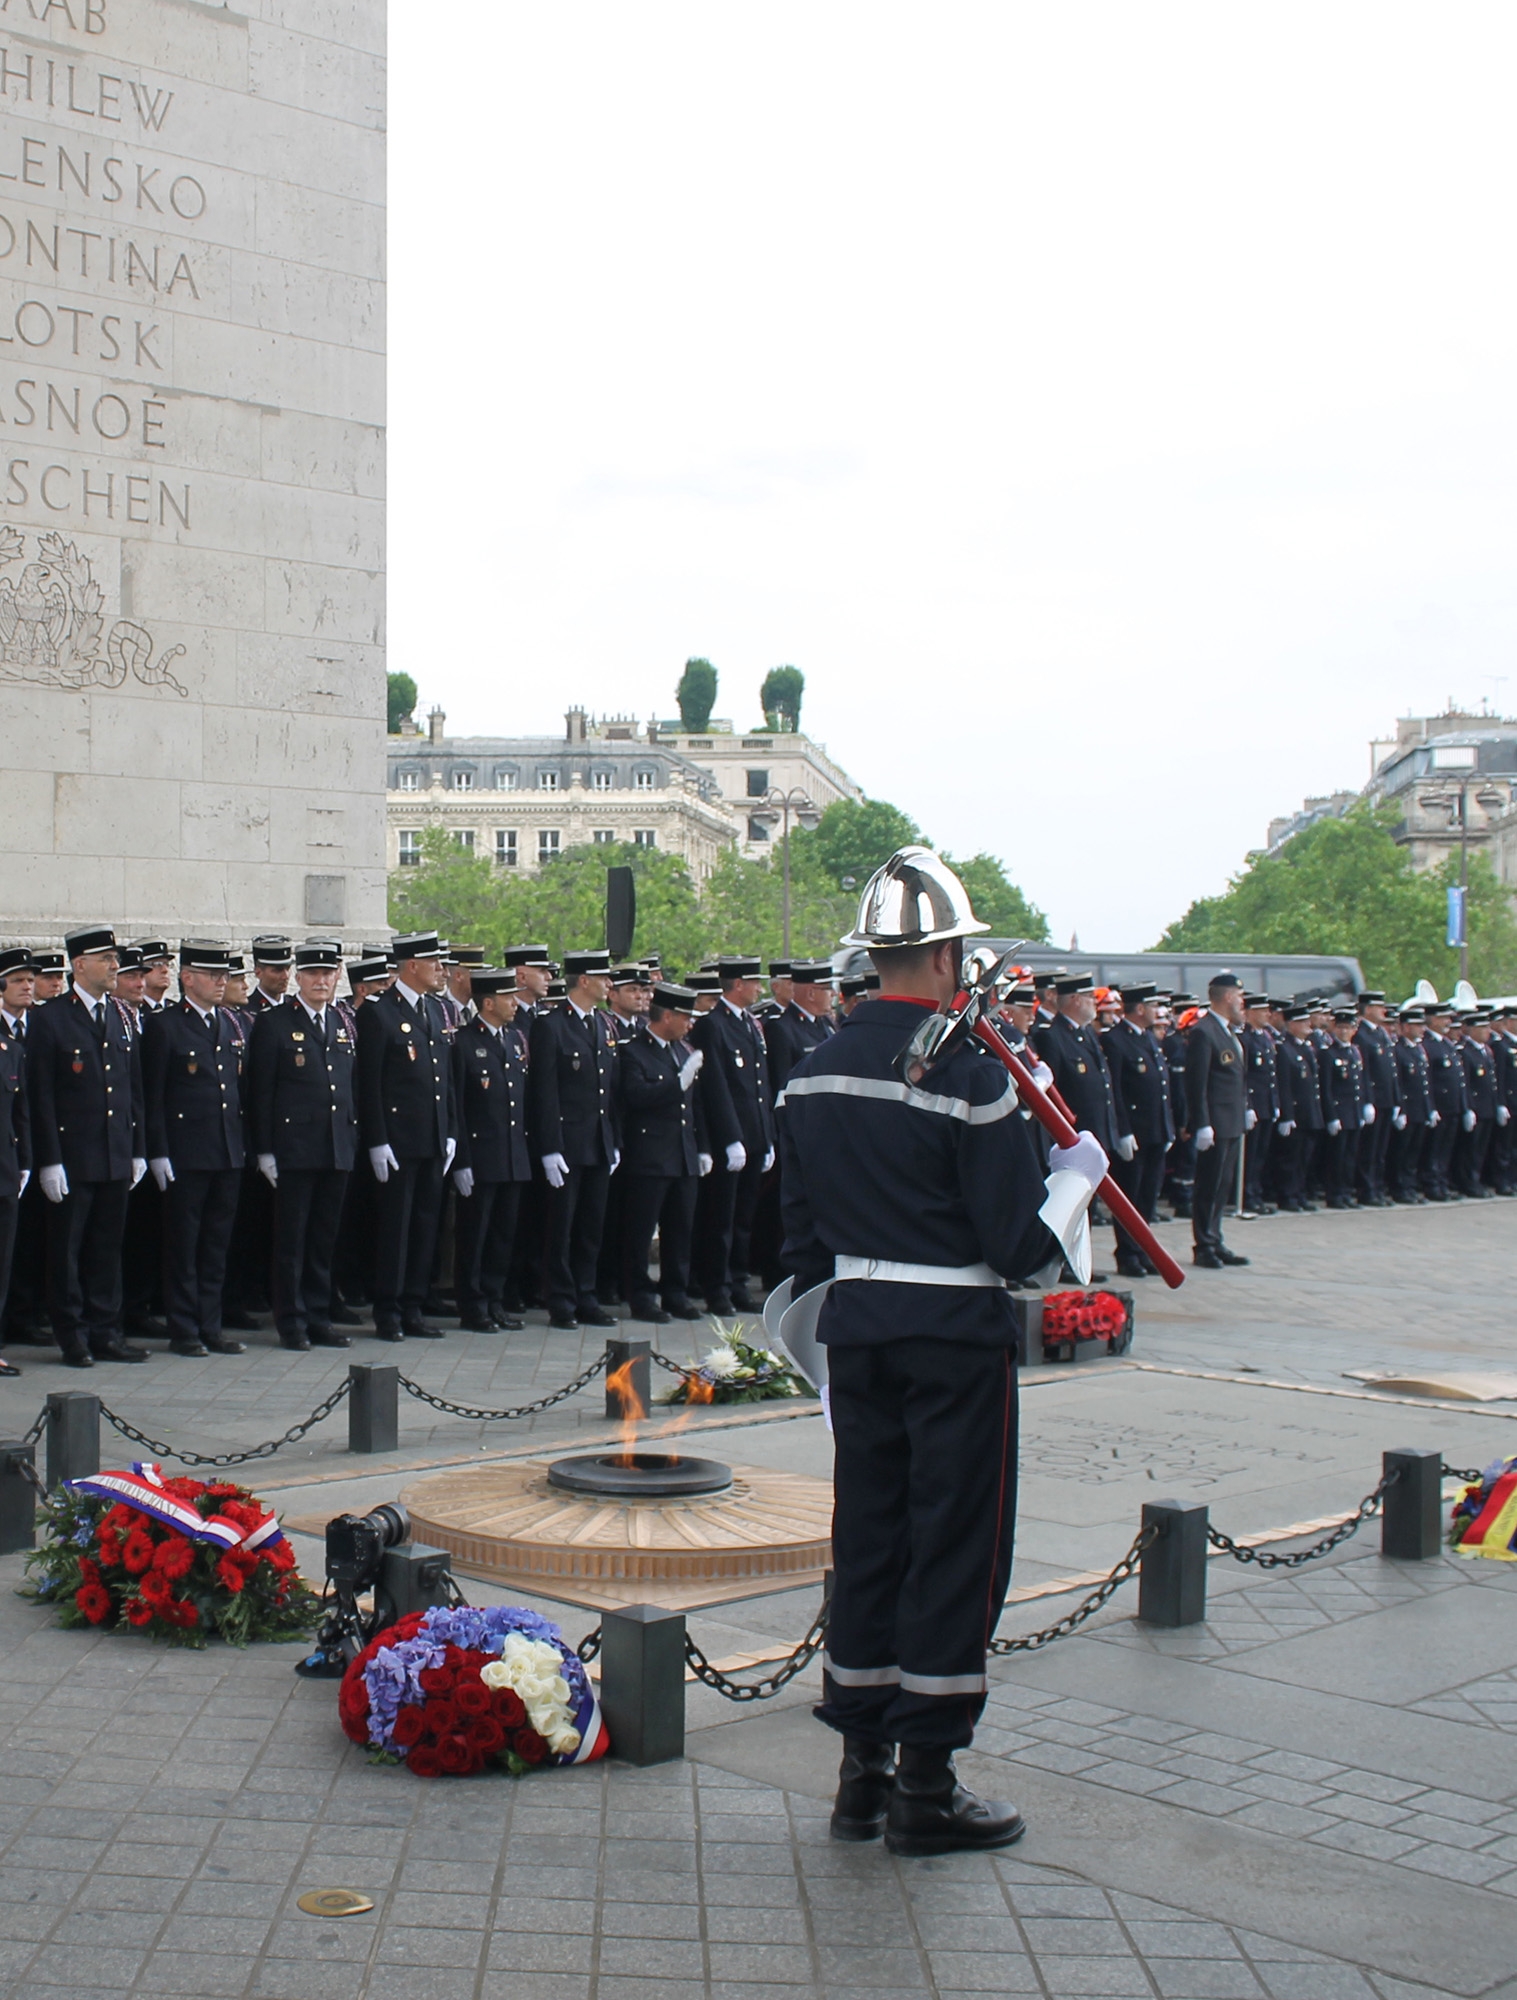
[0,529,187,695]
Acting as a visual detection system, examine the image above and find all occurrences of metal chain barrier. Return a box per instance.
[96,1378,352,1469]
[989,1523,1158,1655]
[1443,1463,1486,1485]
[21,1409,46,1447]
[14,1452,47,1500]
[650,1350,690,1378]
[1207,1470,1397,1570]
[683,1601,830,1702]
[576,1626,602,1665]
[398,1350,608,1424]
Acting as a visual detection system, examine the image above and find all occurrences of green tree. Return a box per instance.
[941,852,1051,941]
[701,847,856,964]
[1154,799,1517,997]
[386,670,418,735]
[790,797,921,890]
[760,665,805,732]
[676,657,718,731]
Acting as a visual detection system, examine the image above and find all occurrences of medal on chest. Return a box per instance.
[734,1052,745,1068]
[71,1053,83,1074]
[187,1056,198,1075]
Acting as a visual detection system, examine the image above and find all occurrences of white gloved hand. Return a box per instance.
[1428,1110,1440,1127]
[1499,1105,1511,1127]
[453,1167,474,1198]
[610,1148,621,1175]
[697,1152,713,1177]
[258,1153,279,1188]
[1194,1125,1215,1152]
[725,1141,748,1172]
[369,1143,399,1183]
[1048,1130,1109,1194]
[680,1049,704,1090]
[16,1168,28,1198]
[130,1156,147,1188]
[1244,1107,1258,1132]
[541,1152,569,1189]
[1361,1103,1376,1126]
[1393,1110,1408,1131]
[442,1136,456,1174]
[39,1163,68,1203]
[1463,1108,1477,1132]
[1115,1133,1137,1161]
[149,1157,174,1191]
[762,1148,775,1173]
[1029,1060,1055,1092]
[1277,1119,1295,1137]
[1327,1119,1341,1137]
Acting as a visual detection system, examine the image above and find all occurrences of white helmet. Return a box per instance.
[840,846,990,950]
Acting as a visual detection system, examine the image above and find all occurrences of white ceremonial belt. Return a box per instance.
[833,1255,1004,1288]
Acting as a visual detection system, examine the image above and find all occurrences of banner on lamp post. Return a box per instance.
[1446,884,1467,949]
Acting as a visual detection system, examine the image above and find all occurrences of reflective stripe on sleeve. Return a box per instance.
[778,1073,1017,1124]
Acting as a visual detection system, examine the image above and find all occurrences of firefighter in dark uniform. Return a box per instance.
[0,973,30,1376]
[1240,994,1280,1215]
[691,955,776,1317]
[1353,992,1400,1206]
[141,941,248,1357]
[752,960,837,1292]
[779,847,1108,1855]
[1318,1007,1368,1207]
[1033,974,1119,1155]
[329,951,388,1316]
[355,930,457,1341]
[1420,1002,1465,1200]
[594,965,649,1305]
[1389,1006,1435,1203]
[1161,994,1195,1216]
[248,941,358,1350]
[449,968,532,1332]
[0,946,48,1353]
[1273,1006,1324,1210]
[1489,1006,1517,1194]
[527,948,620,1331]
[1185,972,1252,1266]
[29,925,149,1366]
[1455,1011,1498,1197]
[618,981,710,1321]
[223,934,293,1327]
[1102,983,1172,1277]
[501,943,551,1314]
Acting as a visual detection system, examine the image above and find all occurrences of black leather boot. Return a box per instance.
[830,1737,896,1842]
[883,1744,1025,1857]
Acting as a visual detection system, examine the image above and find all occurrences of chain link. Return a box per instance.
[683,1602,830,1702]
[21,1408,46,1446]
[12,1449,47,1499]
[649,1351,690,1378]
[1443,1463,1486,1486]
[989,1524,1158,1655]
[1207,1471,1396,1569]
[96,1378,352,1468]
[398,1351,607,1424]
[576,1626,602,1665]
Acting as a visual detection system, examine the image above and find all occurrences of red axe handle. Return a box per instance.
[973,1017,1187,1290]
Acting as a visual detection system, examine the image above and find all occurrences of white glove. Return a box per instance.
[149,1157,174,1191]
[762,1148,775,1173]
[453,1167,474,1198]
[442,1136,456,1174]
[542,1152,569,1189]
[1327,1119,1341,1137]
[1429,1110,1440,1128]
[1194,1125,1215,1152]
[1393,1110,1407,1132]
[258,1153,278,1187]
[1244,1108,1258,1132]
[610,1148,621,1175]
[680,1049,704,1090]
[39,1163,68,1203]
[131,1156,147,1188]
[369,1144,399,1183]
[1029,1060,1054,1092]
[725,1141,747,1172]
[697,1152,713,1177]
[1115,1134,1137,1161]
[1048,1130,1109,1193]
[1277,1119,1295,1137]
[1361,1103,1376,1126]
[1463,1108,1477,1132]
[16,1168,27,1198]
[1500,1105,1511,1127]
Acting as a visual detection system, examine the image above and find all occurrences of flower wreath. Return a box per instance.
[1449,1456,1517,1560]
[1042,1290,1129,1346]
[339,1603,610,1776]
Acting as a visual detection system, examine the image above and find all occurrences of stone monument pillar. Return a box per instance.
[0,0,386,946]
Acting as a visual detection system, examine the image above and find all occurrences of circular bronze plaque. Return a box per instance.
[296,1888,375,1918]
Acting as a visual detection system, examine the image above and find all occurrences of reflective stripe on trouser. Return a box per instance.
[817,1336,1017,1750]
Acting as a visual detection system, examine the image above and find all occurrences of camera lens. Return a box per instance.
[367,1503,409,1551]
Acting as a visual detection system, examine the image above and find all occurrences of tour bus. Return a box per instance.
[835,944,1365,1004]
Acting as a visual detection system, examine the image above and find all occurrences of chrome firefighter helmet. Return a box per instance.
[841,846,990,950]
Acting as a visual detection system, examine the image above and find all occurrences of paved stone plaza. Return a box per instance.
[1,1200,1515,2000]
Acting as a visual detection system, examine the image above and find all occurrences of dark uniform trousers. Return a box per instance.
[275,1170,349,1337]
[1243,1123,1272,1211]
[164,1170,242,1343]
[47,1180,132,1352]
[622,1174,699,1310]
[1191,1138,1240,1255]
[1388,1122,1428,1201]
[1324,1125,1360,1202]
[375,1159,446,1326]
[695,1150,766,1303]
[822,1337,1017,1750]
[0,1189,17,1339]
[1455,1119,1492,1197]
[544,1165,611,1319]
[1356,1110,1392,1203]
[1423,1116,1459,1198]
[456,1182,522,1320]
[1109,1146,1165,1261]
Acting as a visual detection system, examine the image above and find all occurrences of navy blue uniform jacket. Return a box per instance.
[1393,1036,1435,1125]
[1460,1038,1498,1119]
[0,1030,29,1194]
[619,1033,706,1176]
[527,1002,619,1167]
[778,999,1055,1349]
[1318,1040,1365,1124]
[1034,1013,1118,1153]
[1185,1013,1249,1140]
[1423,1030,1467,1120]
[1103,1018,1173,1148]
[451,1019,532,1182]
[356,986,455,1158]
[692,1000,775,1156]
[141,1001,246,1170]
[248,1003,358,1170]
[1276,1035,1324,1130]
[763,1003,834,1097]
[1353,1020,1401,1112]
[1242,1026,1281,1122]
[28,987,143,1180]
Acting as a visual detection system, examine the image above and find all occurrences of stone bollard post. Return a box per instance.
[348,1364,399,1455]
[1138,1499,1208,1627]
[599,1604,685,1765]
[1381,1448,1443,1561]
[46,1391,100,1490]
[0,1440,37,1554]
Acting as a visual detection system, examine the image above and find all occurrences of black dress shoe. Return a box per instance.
[1192,1250,1224,1269]
[222,1307,267,1331]
[883,1745,1024,1858]
[490,1309,525,1331]
[1217,1248,1250,1266]
[665,1301,703,1320]
[0,1358,19,1376]
[630,1301,673,1325]
[278,1332,311,1352]
[373,1326,404,1343]
[830,1737,896,1842]
[170,1339,210,1357]
[203,1334,247,1356]
[704,1295,736,1319]
[61,1348,94,1369]
[548,1316,580,1332]
[307,1327,351,1348]
[577,1307,617,1329]
[328,1302,362,1327]
[402,1319,444,1339]
[729,1289,760,1313]
[125,1316,169,1341]
[94,1340,150,1362]
[10,1328,56,1347]
[1114,1261,1149,1279]
[457,1316,498,1333]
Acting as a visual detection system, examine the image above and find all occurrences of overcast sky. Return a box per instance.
[389,4,1517,949]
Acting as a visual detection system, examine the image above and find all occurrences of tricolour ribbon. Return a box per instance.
[65,1462,287,1555]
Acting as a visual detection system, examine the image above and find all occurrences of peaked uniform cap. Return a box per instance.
[250,934,294,966]
[65,925,116,958]
[650,981,698,1011]
[392,931,444,960]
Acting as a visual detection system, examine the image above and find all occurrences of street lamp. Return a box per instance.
[748,787,821,957]
[1417,771,1507,984]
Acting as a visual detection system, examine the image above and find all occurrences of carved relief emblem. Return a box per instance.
[0,529,187,696]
